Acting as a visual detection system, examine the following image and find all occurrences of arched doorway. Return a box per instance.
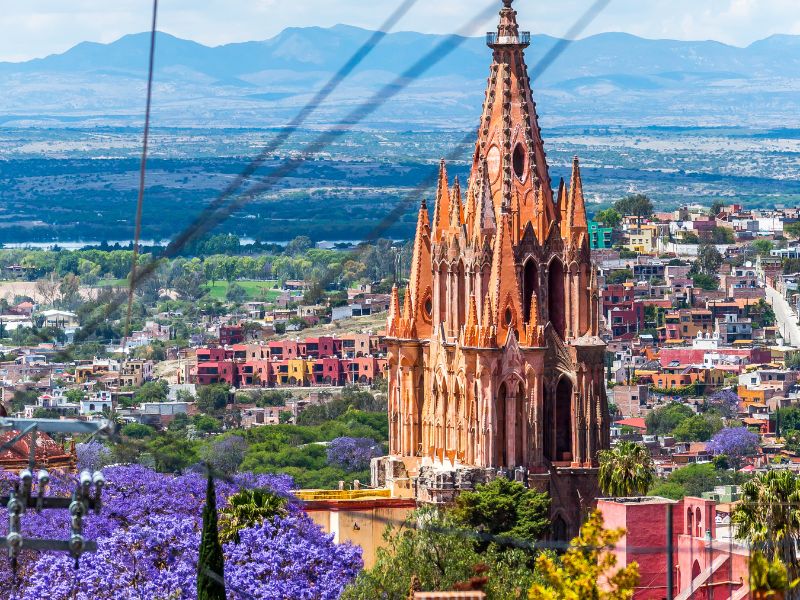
[548,259,566,338]
[552,514,568,544]
[555,377,573,462]
[495,383,507,467]
[522,259,539,323]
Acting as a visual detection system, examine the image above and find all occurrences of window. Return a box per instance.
[512,143,526,180]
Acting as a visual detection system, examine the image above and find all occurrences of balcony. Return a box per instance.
[486,31,530,47]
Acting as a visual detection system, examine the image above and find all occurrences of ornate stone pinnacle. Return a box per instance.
[503,0,513,7]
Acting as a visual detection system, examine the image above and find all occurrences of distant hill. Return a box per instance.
[0,25,798,128]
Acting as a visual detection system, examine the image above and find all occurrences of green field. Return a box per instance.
[95,278,129,287]
[204,280,280,301]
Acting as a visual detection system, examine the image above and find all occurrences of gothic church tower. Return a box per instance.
[381,0,609,538]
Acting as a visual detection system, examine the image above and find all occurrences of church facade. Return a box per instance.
[377,0,610,537]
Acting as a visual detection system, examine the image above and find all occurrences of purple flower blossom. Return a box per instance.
[200,435,248,475]
[224,513,363,600]
[76,440,111,472]
[326,437,382,471]
[706,389,741,417]
[0,465,358,599]
[706,426,760,466]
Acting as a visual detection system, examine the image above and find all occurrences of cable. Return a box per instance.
[124,0,159,349]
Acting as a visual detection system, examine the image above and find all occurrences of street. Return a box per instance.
[766,285,800,347]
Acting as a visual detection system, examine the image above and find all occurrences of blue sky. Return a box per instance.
[1,0,799,61]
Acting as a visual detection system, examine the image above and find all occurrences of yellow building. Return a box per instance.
[297,489,416,568]
[624,224,658,254]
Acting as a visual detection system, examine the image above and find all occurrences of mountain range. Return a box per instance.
[0,25,799,128]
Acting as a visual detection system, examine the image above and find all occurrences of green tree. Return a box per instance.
[671,413,723,442]
[709,200,725,216]
[696,243,723,275]
[225,283,248,304]
[65,388,84,403]
[752,239,774,257]
[452,478,550,554]
[147,433,200,472]
[342,508,534,600]
[733,470,800,583]
[133,379,169,405]
[648,481,687,500]
[645,403,694,435]
[614,194,653,222]
[197,476,226,600]
[777,407,800,434]
[197,383,231,415]
[660,462,748,499]
[785,222,800,240]
[121,423,154,439]
[284,235,314,256]
[606,269,633,285]
[194,414,222,433]
[529,510,639,600]
[691,272,719,291]
[598,441,654,497]
[710,226,734,244]
[595,208,622,228]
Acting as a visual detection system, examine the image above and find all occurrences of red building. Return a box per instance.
[658,346,771,368]
[219,325,244,346]
[192,336,387,388]
[599,496,749,599]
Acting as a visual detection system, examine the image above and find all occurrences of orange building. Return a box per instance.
[378,0,608,539]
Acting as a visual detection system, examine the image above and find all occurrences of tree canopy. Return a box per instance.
[451,477,550,554]
[598,441,654,497]
[614,194,653,220]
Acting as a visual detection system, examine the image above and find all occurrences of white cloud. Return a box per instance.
[0,0,798,61]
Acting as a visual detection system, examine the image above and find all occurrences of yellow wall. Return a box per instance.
[301,497,414,568]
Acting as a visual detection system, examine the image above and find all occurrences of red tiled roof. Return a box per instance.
[615,417,646,430]
[0,431,75,470]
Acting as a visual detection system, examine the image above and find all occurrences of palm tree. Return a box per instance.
[733,470,800,589]
[598,441,654,498]
[218,487,289,544]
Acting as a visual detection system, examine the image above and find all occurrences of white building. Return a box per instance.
[80,390,113,415]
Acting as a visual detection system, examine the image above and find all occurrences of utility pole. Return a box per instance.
[0,417,110,577]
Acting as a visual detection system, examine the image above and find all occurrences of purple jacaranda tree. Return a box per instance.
[76,440,112,472]
[0,465,360,599]
[705,388,741,418]
[200,434,248,475]
[326,437,382,471]
[706,426,760,468]
[224,513,363,600]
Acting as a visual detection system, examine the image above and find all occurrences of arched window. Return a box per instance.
[438,263,448,326]
[548,259,566,338]
[695,507,702,538]
[522,259,539,323]
[457,261,466,326]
